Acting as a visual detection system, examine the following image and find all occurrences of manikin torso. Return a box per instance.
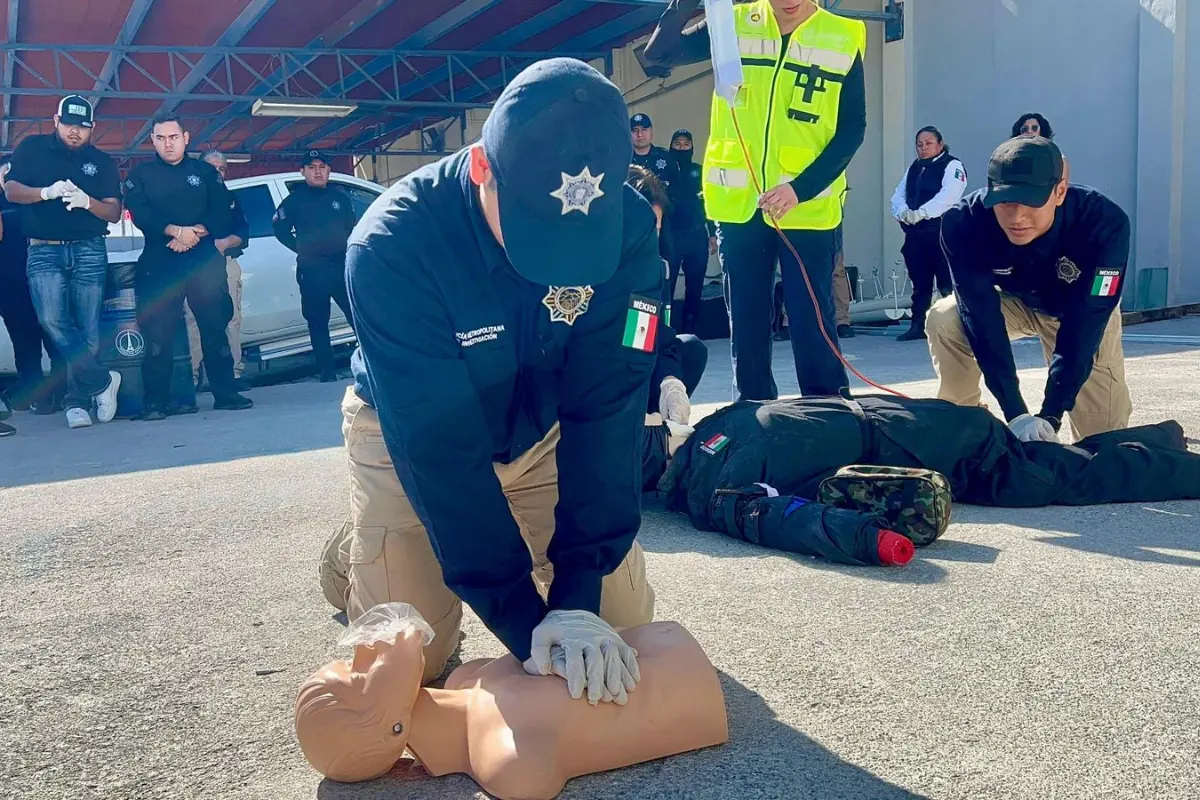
[404,622,728,800]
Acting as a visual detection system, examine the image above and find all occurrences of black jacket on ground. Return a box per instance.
[655,395,1198,564]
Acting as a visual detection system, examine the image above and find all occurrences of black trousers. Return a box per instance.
[298,263,353,372]
[0,252,66,407]
[137,255,235,407]
[717,213,848,400]
[901,228,952,333]
[667,224,710,335]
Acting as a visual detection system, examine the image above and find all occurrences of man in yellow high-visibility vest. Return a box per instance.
[645,0,867,400]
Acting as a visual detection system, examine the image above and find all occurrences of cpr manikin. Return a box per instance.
[295,603,729,799]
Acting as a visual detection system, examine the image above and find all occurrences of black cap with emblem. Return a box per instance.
[983,136,1064,209]
[481,57,631,287]
[57,95,94,129]
[301,149,329,167]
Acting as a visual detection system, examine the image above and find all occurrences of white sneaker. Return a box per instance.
[95,370,122,423]
[66,408,92,429]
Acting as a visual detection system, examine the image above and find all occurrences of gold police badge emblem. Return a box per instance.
[542,286,595,326]
[1056,257,1081,283]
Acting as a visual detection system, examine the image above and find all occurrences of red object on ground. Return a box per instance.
[877,530,915,566]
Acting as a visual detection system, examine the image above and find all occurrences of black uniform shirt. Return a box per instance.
[940,185,1131,423]
[271,183,357,267]
[123,155,229,269]
[631,145,680,196]
[5,133,120,241]
[346,148,662,661]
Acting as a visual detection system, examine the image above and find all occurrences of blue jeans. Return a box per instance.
[26,238,112,410]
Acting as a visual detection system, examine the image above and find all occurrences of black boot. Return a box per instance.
[213,393,254,411]
[896,326,927,342]
[837,324,855,339]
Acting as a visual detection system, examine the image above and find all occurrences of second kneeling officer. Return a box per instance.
[322,59,661,705]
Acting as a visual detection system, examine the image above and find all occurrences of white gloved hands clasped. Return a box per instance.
[61,183,91,211]
[899,207,929,225]
[523,609,641,706]
[1009,413,1059,443]
[40,180,73,201]
[659,377,690,426]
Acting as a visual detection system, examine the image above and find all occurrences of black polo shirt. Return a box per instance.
[271,183,357,268]
[5,133,120,241]
[123,154,229,270]
[347,148,662,661]
[940,184,1131,423]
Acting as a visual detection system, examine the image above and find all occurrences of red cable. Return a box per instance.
[729,109,909,399]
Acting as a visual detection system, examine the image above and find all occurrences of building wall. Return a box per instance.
[910,0,1198,307]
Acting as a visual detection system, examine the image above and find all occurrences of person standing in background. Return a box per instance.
[3,95,123,429]
[272,150,358,383]
[124,114,253,419]
[664,129,715,334]
[630,113,680,271]
[889,126,968,341]
[643,0,868,402]
[0,158,66,416]
[183,150,249,392]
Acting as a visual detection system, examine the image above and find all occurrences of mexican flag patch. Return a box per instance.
[622,294,661,352]
[700,433,730,455]
[954,168,965,181]
[1091,269,1121,297]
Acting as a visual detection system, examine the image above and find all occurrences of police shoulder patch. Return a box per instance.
[622,294,660,352]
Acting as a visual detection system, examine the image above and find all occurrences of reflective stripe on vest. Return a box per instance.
[702,1,865,230]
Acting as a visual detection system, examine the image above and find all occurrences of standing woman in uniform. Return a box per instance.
[889,126,968,341]
[644,0,867,401]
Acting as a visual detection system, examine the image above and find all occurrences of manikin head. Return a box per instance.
[151,115,189,165]
[295,604,435,783]
[627,164,669,232]
[915,126,944,161]
[301,150,331,188]
[54,94,95,150]
[983,136,1067,246]
[1011,112,1054,140]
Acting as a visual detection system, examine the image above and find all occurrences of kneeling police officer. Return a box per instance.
[320,59,661,705]
[929,136,1132,443]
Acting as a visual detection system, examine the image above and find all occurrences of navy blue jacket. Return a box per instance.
[346,149,663,661]
[939,185,1130,424]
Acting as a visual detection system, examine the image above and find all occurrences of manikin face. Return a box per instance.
[468,144,504,247]
[992,180,1068,246]
[915,131,943,160]
[294,629,426,783]
[303,159,330,188]
[1017,116,1043,136]
[55,117,92,150]
[631,125,653,152]
[152,121,189,165]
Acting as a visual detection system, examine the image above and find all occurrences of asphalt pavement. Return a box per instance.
[2,316,1198,800]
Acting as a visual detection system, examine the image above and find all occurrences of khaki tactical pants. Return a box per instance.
[833,251,851,327]
[185,256,243,380]
[926,293,1132,442]
[320,387,656,684]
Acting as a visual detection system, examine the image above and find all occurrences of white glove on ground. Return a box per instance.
[659,377,690,425]
[62,184,90,211]
[40,180,73,201]
[523,609,640,705]
[1009,413,1058,443]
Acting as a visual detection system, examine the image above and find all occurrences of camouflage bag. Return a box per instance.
[817,465,952,547]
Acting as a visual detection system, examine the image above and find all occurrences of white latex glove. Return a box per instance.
[523,609,640,705]
[1009,413,1058,443]
[901,207,928,225]
[40,180,73,201]
[659,376,690,425]
[62,184,90,211]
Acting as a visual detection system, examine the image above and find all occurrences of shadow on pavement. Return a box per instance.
[315,670,926,800]
[960,503,1200,567]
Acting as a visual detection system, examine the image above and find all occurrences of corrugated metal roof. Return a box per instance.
[0,0,669,163]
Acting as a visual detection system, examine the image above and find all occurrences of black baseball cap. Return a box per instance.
[57,95,94,128]
[482,57,631,287]
[671,129,693,144]
[301,149,329,167]
[630,112,653,130]
[983,136,1064,208]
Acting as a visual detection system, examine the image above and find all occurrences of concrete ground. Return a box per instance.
[2,316,1198,800]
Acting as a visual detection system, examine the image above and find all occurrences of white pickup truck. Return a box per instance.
[0,170,387,376]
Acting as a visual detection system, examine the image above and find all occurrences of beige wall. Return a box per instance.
[358,3,895,298]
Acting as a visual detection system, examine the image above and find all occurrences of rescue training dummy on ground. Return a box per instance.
[645,395,1200,567]
[295,603,729,799]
